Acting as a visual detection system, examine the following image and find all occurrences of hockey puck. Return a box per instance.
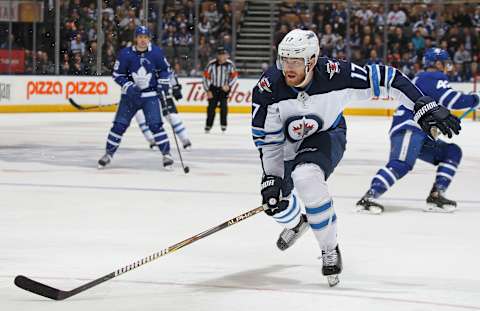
[184,166,190,174]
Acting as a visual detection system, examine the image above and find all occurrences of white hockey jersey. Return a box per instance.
[251,59,425,177]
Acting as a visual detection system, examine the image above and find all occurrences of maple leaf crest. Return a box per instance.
[132,66,152,90]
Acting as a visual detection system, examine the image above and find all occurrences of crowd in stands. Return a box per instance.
[2,0,234,76]
[1,1,480,82]
[275,1,480,81]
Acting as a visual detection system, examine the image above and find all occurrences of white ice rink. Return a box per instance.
[1,113,479,311]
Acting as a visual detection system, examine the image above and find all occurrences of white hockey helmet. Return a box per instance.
[276,29,320,72]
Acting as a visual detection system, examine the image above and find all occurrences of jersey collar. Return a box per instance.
[132,43,152,53]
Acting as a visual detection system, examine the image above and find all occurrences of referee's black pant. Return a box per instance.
[205,86,228,130]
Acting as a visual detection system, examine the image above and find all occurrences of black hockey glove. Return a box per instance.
[413,96,461,139]
[261,175,289,216]
[172,84,183,100]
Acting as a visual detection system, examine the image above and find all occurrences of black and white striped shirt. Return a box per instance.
[202,59,238,91]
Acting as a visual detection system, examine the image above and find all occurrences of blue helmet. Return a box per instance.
[423,48,450,68]
[135,25,151,37]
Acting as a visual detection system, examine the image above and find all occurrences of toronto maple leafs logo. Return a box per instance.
[326,60,340,79]
[285,114,323,142]
[132,66,152,90]
[257,76,271,93]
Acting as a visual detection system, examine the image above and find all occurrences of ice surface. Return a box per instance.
[0,113,479,311]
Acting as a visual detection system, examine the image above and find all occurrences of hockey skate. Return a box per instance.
[321,245,343,287]
[276,214,309,251]
[149,139,156,149]
[98,153,112,169]
[355,190,384,214]
[424,186,457,213]
[183,140,192,150]
[162,153,174,169]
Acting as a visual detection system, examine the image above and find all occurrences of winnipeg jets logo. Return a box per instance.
[257,76,271,93]
[132,66,152,90]
[326,60,340,79]
[285,115,323,142]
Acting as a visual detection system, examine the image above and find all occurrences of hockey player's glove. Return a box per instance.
[172,84,183,100]
[413,96,461,139]
[261,175,289,216]
[125,83,142,100]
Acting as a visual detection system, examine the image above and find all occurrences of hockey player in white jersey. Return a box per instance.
[252,29,460,286]
[135,71,192,150]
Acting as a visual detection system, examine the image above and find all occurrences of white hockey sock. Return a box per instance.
[135,110,154,142]
[292,163,338,251]
[271,192,302,229]
[167,113,189,144]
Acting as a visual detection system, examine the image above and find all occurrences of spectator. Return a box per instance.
[61,53,70,75]
[222,34,233,54]
[367,49,383,65]
[38,52,55,74]
[118,8,141,29]
[320,24,338,56]
[198,35,211,67]
[70,53,85,75]
[174,61,188,77]
[120,21,136,48]
[454,44,472,65]
[70,33,86,55]
[448,63,464,82]
[198,15,213,38]
[84,41,98,75]
[412,30,425,52]
[387,5,407,26]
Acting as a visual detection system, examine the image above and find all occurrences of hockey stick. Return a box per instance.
[159,92,189,174]
[169,120,189,174]
[68,98,118,111]
[14,204,266,300]
[459,107,477,120]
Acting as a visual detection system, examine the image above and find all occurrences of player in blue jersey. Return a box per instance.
[135,70,192,150]
[98,26,174,169]
[356,48,480,214]
[252,30,460,287]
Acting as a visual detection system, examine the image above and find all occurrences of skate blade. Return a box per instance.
[354,205,383,215]
[97,164,107,169]
[163,165,174,171]
[327,275,340,287]
[423,203,456,213]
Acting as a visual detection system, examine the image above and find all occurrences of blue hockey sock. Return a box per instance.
[106,123,127,156]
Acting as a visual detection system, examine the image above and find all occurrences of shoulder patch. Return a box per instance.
[257,76,272,93]
[326,60,340,79]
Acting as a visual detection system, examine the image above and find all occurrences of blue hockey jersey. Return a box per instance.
[390,70,479,136]
[112,43,171,97]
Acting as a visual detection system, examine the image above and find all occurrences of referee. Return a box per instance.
[202,47,238,133]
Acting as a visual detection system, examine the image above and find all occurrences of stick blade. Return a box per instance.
[14,275,70,301]
[68,98,85,110]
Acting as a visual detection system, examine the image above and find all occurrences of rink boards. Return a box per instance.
[0,75,476,117]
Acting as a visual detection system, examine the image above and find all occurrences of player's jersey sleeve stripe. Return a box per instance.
[254,138,285,147]
[252,127,283,137]
[369,64,381,97]
[438,89,455,106]
[386,66,396,98]
[447,92,462,109]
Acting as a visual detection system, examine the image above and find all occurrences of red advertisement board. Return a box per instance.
[0,49,25,73]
